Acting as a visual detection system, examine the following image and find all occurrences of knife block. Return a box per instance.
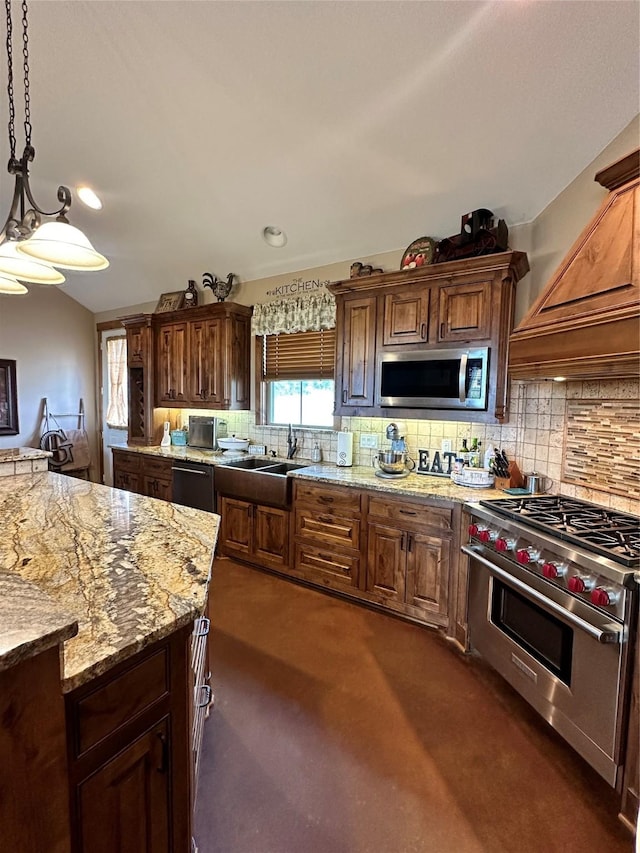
[495,461,525,490]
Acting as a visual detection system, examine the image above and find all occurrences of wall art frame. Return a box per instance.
[154,291,185,313]
[0,358,19,435]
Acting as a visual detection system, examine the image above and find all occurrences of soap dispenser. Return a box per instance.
[312,442,322,463]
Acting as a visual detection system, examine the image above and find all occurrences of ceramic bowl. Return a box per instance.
[217,437,250,452]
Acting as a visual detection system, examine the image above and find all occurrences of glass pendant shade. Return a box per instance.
[17,220,109,271]
[0,272,28,294]
[0,240,65,283]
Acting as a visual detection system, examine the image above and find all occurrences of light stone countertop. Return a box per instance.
[113,444,504,504]
[0,471,219,692]
[0,446,52,462]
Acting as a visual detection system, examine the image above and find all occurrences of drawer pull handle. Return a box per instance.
[421,323,426,339]
[399,509,417,516]
[197,684,213,709]
[317,514,334,524]
[156,731,168,773]
[194,617,210,637]
[317,553,335,563]
[319,496,334,504]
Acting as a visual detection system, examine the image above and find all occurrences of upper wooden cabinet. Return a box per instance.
[120,303,252,429]
[328,251,529,423]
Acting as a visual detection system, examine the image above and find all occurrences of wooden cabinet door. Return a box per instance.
[382,285,430,345]
[438,279,491,342]
[219,497,252,559]
[253,504,289,569]
[78,719,170,853]
[189,318,224,406]
[339,295,377,408]
[405,531,450,620]
[114,469,140,494]
[366,522,406,604]
[126,324,148,367]
[156,323,188,405]
[229,313,251,409]
[143,476,172,502]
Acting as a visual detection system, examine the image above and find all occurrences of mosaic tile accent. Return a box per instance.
[563,399,640,500]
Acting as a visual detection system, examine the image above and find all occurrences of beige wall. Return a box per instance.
[0,286,97,475]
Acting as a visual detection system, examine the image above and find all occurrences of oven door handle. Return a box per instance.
[461,545,624,644]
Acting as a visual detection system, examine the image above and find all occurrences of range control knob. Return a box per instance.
[568,575,595,594]
[542,561,566,579]
[590,587,616,607]
[516,547,539,564]
[478,529,493,543]
[495,536,516,552]
[468,524,479,536]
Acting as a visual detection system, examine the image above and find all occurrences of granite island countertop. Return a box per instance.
[0,471,219,692]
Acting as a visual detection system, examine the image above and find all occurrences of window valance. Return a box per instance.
[251,290,336,337]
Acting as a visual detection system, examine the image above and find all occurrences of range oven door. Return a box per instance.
[463,544,629,788]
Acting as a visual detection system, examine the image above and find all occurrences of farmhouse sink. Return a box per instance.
[215,459,310,508]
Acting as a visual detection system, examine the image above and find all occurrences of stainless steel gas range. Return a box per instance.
[463,495,639,788]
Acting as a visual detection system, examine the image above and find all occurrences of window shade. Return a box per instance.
[263,329,335,380]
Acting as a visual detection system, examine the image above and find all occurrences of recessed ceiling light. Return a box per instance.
[262,226,287,248]
[552,376,567,382]
[76,186,103,210]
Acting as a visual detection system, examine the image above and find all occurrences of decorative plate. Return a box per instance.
[400,236,436,271]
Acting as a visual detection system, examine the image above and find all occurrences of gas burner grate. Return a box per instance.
[479,495,640,567]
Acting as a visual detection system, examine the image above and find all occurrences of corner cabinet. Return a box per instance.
[329,251,529,423]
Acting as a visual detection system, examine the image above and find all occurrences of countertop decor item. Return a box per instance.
[400,236,436,270]
[217,436,250,453]
[183,279,199,308]
[203,271,235,302]
[0,0,108,297]
[154,290,185,313]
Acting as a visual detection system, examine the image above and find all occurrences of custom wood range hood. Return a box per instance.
[509,149,640,380]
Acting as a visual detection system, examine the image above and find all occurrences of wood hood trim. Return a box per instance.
[509,149,640,380]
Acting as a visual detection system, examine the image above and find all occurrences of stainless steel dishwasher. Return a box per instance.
[171,460,216,512]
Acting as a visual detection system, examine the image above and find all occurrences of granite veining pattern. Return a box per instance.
[0,471,218,692]
[0,572,77,674]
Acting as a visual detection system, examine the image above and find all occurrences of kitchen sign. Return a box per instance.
[416,448,456,477]
[266,277,330,297]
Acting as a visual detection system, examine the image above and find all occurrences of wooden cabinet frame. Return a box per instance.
[329,251,529,423]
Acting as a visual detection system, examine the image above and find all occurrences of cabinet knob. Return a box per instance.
[156,731,168,773]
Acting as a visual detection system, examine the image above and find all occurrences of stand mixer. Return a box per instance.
[372,423,415,478]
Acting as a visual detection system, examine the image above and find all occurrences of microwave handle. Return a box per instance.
[458,353,468,403]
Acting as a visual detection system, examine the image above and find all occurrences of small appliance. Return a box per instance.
[187,416,227,450]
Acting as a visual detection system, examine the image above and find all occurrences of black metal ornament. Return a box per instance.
[203,272,235,302]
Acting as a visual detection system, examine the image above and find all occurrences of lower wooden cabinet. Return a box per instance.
[218,496,289,571]
[113,449,173,502]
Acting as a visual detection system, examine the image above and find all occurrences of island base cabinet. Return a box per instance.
[78,719,170,853]
[66,626,192,853]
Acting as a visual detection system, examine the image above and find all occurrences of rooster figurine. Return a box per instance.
[203,272,235,302]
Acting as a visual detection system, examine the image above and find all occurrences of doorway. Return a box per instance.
[99,327,128,485]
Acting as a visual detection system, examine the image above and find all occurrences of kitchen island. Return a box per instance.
[0,470,219,852]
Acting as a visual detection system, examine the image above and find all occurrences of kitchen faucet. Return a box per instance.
[286,424,298,459]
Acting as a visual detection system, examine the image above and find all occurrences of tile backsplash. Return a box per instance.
[182,377,640,514]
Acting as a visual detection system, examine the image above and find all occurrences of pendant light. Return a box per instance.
[0,0,108,294]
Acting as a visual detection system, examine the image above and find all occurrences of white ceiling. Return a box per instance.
[9,0,640,313]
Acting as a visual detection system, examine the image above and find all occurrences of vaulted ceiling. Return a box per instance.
[8,1,640,313]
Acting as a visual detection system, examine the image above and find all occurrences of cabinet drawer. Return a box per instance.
[293,543,359,589]
[143,456,173,478]
[293,481,361,514]
[112,450,141,474]
[368,495,453,532]
[294,508,360,550]
[72,647,170,757]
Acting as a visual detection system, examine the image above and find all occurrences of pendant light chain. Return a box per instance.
[20,0,30,147]
[5,0,16,160]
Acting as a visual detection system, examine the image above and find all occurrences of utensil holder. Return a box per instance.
[495,461,525,490]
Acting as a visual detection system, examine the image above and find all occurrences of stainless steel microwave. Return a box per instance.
[377,347,489,410]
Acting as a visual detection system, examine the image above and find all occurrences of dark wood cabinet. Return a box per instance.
[189,317,224,405]
[156,321,188,405]
[291,481,362,592]
[218,496,289,570]
[113,450,172,502]
[329,251,529,422]
[382,285,430,346]
[335,295,377,408]
[66,626,193,853]
[122,315,164,446]
[77,719,171,853]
